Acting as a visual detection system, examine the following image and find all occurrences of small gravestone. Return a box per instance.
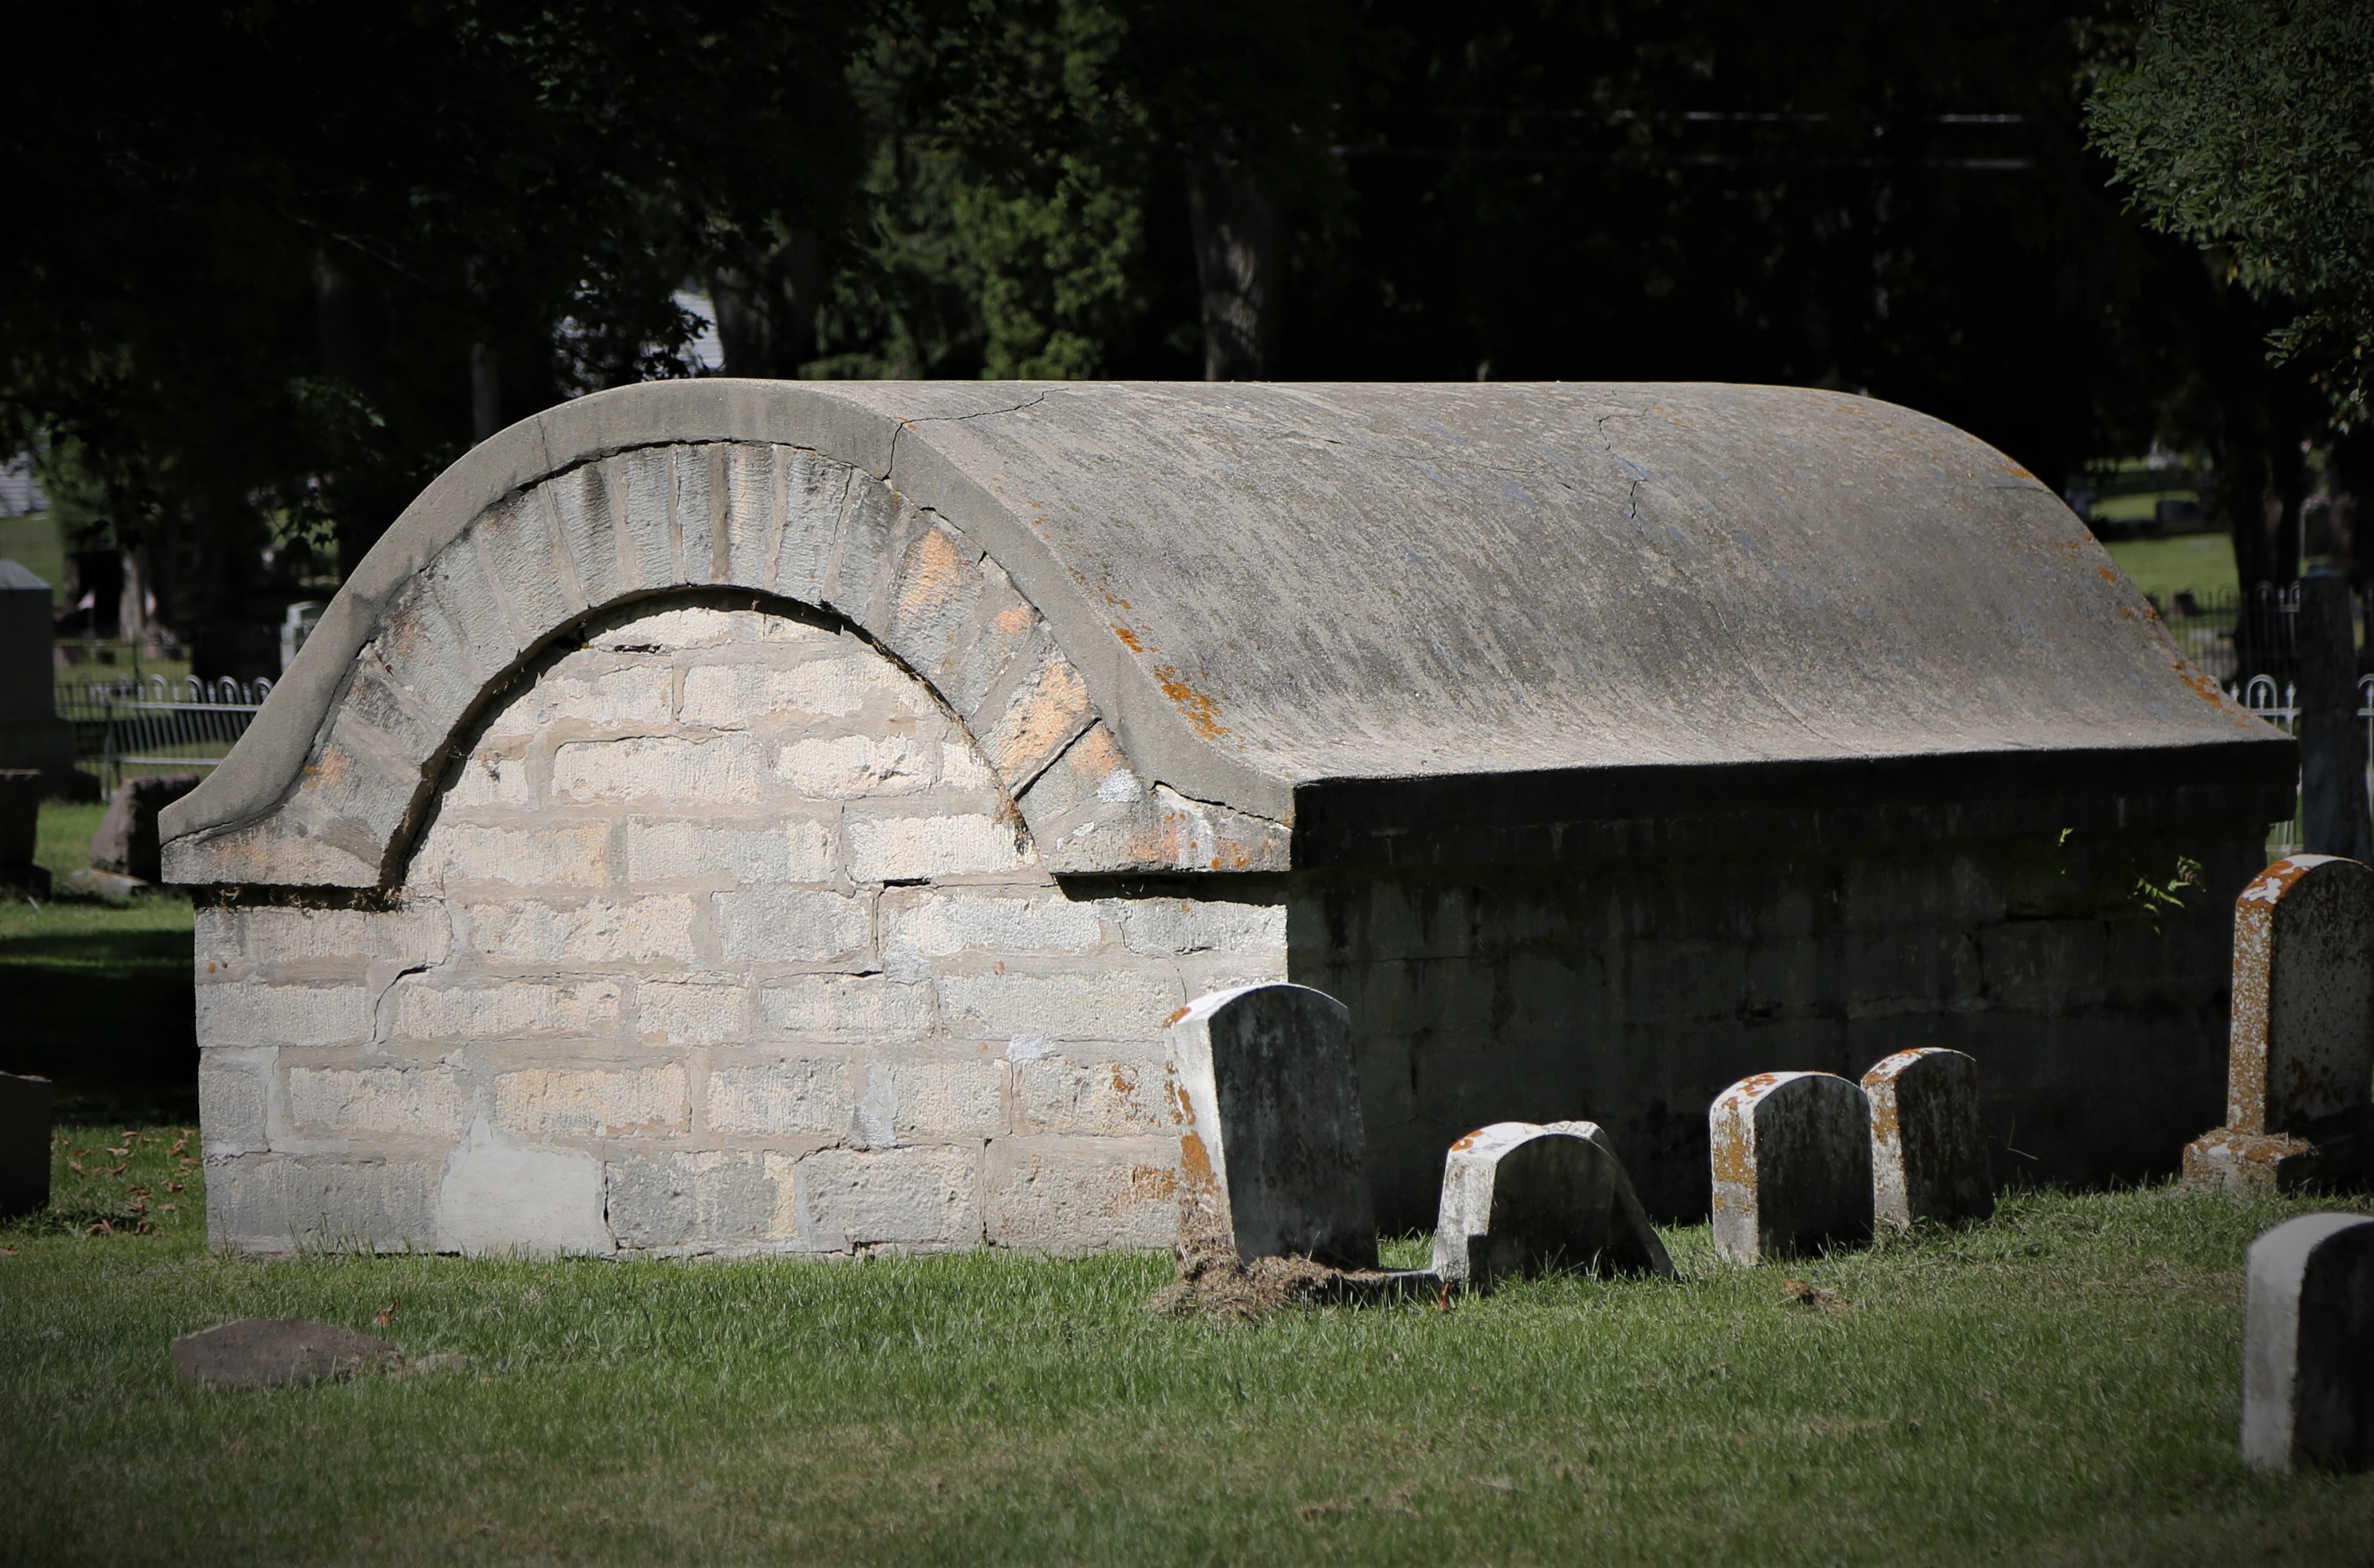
[0,560,74,787]
[0,1072,52,1218]
[1166,983,1377,1269]
[1710,1071,1873,1265]
[88,773,203,884]
[1862,1048,1993,1229]
[0,769,44,894]
[170,1319,401,1388]
[1432,1119,1676,1286]
[2184,856,2374,1193]
[2243,1212,2374,1472]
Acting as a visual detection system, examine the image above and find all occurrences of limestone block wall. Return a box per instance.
[197,597,1284,1255]
[1296,823,2268,1226]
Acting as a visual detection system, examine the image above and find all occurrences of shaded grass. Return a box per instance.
[2103,533,2239,600]
[4,1148,2369,1567]
[0,802,197,1123]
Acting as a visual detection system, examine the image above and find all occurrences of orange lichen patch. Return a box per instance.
[1177,1129,1215,1189]
[1153,665,1229,740]
[994,605,1033,637]
[1110,624,1145,652]
[2172,660,2271,730]
[1450,1130,1483,1153]
[1128,1166,1177,1200]
[893,525,971,625]
[1999,459,2035,481]
[2241,857,2320,905]
[2097,566,2120,583]
[1165,1004,1191,1027]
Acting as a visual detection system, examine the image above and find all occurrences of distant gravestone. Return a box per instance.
[1166,983,1378,1269]
[1432,1119,1676,1286]
[2184,856,2374,1192]
[170,1319,401,1389]
[1862,1048,1993,1229]
[0,769,42,894]
[0,1071,52,1219]
[0,560,74,785]
[1710,1071,1873,1266]
[88,773,203,884]
[2243,1213,2374,1473]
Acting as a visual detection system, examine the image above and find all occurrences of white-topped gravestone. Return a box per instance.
[1430,1120,1676,1286]
[1863,1048,1993,1229]
[1166,983,1378,1269]
[0,1071,52,1219]
[2185,856,2374,1192]
[1710,1071,1874,1265]
[2243,1212,2374,1472]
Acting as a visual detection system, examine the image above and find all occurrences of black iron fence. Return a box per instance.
[53,675,271,791]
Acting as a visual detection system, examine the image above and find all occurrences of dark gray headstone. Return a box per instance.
[170,1319,401,1389]
[1166,983,1377,1269]
[0,769,42,894]
[0,1072,52,1218]
[1864,1048,1993,1228]
[2243,1213,2374,1472]
[1710,1071,1874,1265]
[1432,1119,1675,1286]
[90,773,203,883]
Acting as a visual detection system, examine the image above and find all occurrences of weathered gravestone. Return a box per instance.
[2242,1212,2374,1473]
[87,773,202,884]
[1167,983,1377,1269]
[0,769,42,893]
[0,1071,53,1218]
[171,1318,401,1389]
[0,560,74,787]
[1431,1120,1676,1286]
[1710,1072,1874,1265]
[1863,1048,1993,1229]
[2184,856,2374,1192]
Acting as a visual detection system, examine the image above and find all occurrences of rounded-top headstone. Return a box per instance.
[1710,1071,1873,1266]
[2228,856,2374,1137]
[1432,1120,1674,1285]
[1862,1047,1992,1229]
[2243,1212,2374,1473]
[1166,983,1376,1269]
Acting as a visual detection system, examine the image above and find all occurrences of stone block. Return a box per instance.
[194,982,372,1049]
[1862,1047,1993,1228]
[779,733,938,797]
[881,888,1104,963]
[287,1065,471,1140]
[434,1125,612,1255]
[493,1064,690,1138]
[528,661,674,730]
[679,648,901,726]
[1104,893,1286,959]
[796,1144,982,1251]
[2243,1212,2374,1472]
[714,886,873,965]
[938,969,1181,1043]
[199,1050,273,1155]
[461,895,700,965]
[2186,856,2374,1192]
[887,1057,1005,1139]
[704,1053,856,1135]
[1431,1119,1674,1286]
[978,644,1095,791]
[413,821,611,888]
[0,1072,53,1218]
[985,1137,1181,1253]
[1710,1071,1873,1265]
[880,523,987,678]
[207,1153,439,1253]
[1167,982,1377,1268]
[385,977,621,1042]
[756,974,934,1040]
[88,774,202,882]
[552,732,765,804]
[623,815,837,885]
[845,810,1031,881]
[772,447,855,601]
[636,977,752,1045]
[601,448,680,593]
[606,1149,775,1252]
[1013,1055,1171,1136]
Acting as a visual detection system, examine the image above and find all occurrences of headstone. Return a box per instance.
[88,773,203,884]
[1710,1071,1873,1265]
[2298,572,2372,861]
[2243,1212,2374,1473]
[170,1319,402,1388]
[2184,856,2374,1192]
[0,769,43,894]
[0,1072,52,1218]
[1166,983,1378,1269]
[1862,1048,1993,1228]
[1431,1119,1676,1286]
[0,560,74,783]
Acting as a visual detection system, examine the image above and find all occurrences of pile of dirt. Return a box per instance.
[1148,1245,1443,1319]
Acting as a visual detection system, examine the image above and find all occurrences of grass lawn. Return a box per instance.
[5,1155,2371,1565]
[2103,534,2239,601]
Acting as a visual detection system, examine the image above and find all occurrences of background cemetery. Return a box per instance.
[7,2,2374,1563]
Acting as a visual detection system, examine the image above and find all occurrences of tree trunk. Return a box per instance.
[470,341,504,444]
[710,230,822,379]
[313,251,400,584]
[1185,147,1279,381]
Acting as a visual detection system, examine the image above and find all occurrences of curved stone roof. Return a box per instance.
[163,378,2275,886]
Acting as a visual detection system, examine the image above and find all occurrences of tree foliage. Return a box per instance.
[2088,0,2374,416]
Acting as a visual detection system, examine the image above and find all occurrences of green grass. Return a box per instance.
[0,801,197,1123]
[0,509,66,601]
[2103,533,2239,601]
[4,1165,2369,1566]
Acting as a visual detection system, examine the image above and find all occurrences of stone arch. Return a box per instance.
[167,436,1286,890]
